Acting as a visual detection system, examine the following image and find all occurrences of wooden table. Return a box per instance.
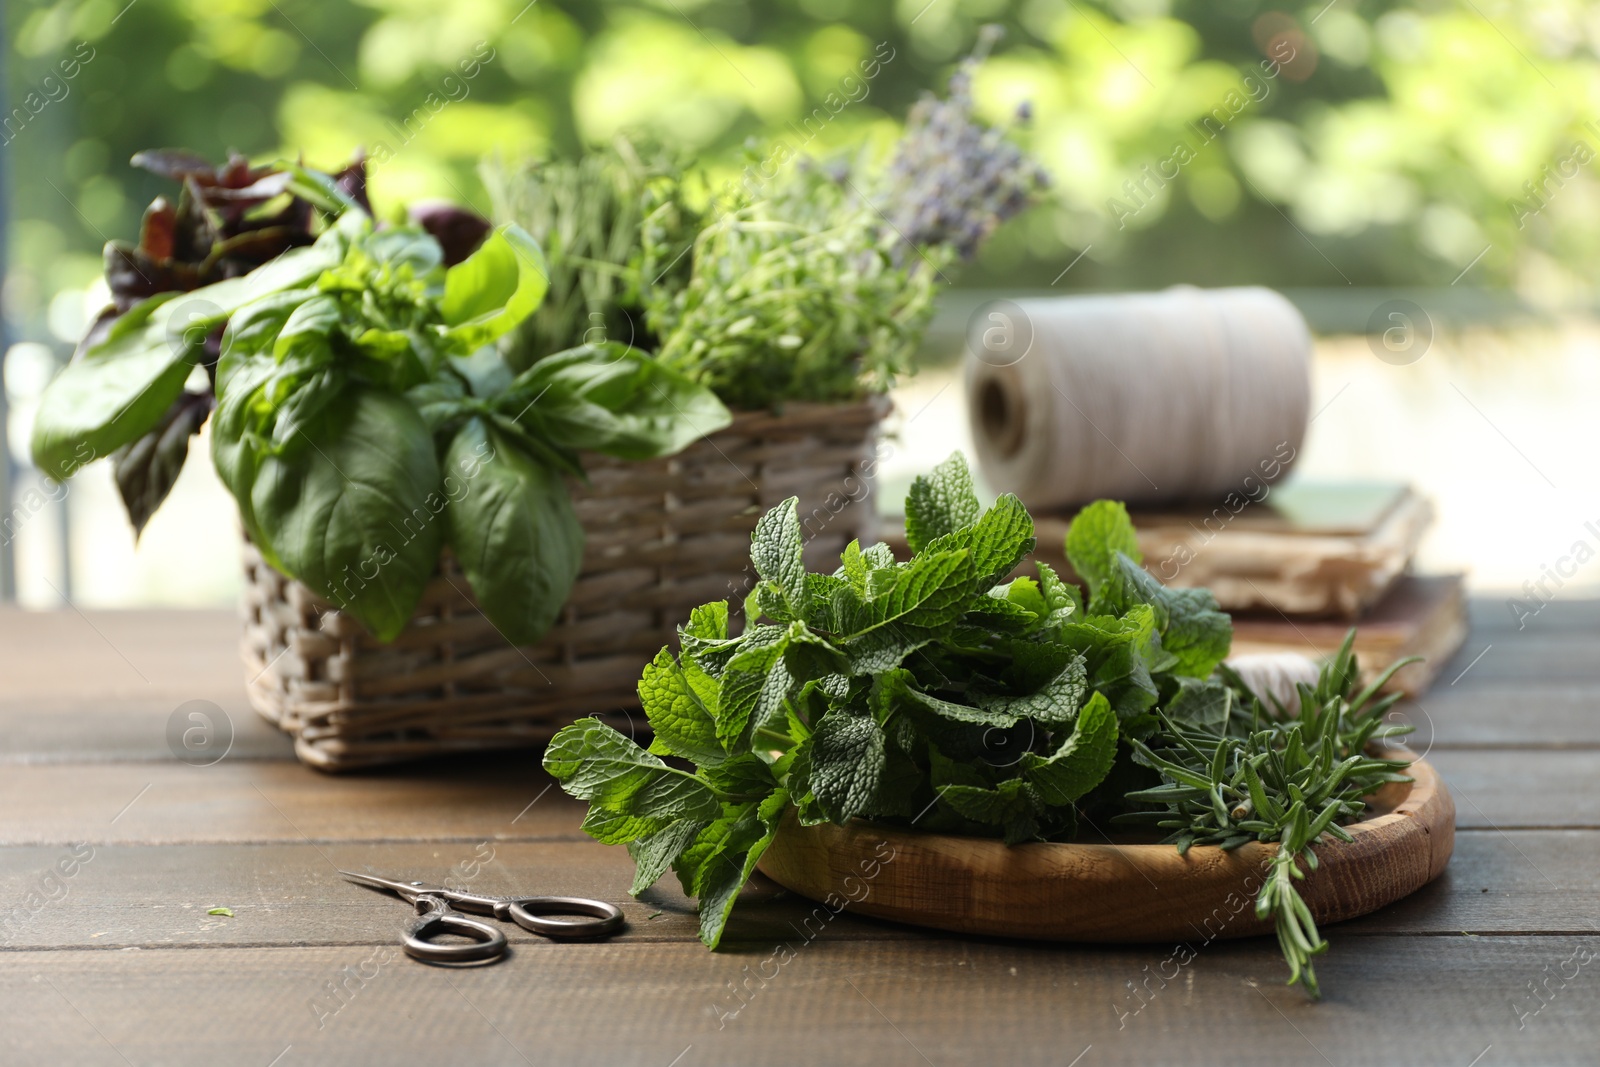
[1,601,1596,1066]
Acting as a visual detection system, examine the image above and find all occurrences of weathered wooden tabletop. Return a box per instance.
[1,601,1595,1066]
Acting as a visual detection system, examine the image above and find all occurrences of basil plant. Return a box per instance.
[32,187,731,644]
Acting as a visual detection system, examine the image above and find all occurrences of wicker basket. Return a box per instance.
[240,398,889,771]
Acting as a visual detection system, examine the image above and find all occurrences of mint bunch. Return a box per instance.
[545,453,1231,946]
[547,453,1415,997]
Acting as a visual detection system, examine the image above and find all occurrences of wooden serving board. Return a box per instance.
[757,752,1453,943]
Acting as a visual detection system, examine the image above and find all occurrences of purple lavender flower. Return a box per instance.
[881,25,1050,264]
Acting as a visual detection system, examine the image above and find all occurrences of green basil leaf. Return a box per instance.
[444,416,584,646]
[441,224,549,350]
[31,293,199,480]
[250,385,441,642]
[364,228,443,275]
[510,344,732,460]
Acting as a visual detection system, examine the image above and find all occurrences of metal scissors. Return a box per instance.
[341,870,625,963]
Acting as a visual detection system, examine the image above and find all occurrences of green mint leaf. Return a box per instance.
[862,747,927,819]
[1167,678,1233,729]
[544,718,720,822]
[840,539,871,591]
[894,671,1020,727]
[807,710,887,823]
[838,547,972,641]
[1064,500,1141,598]
[683,601,730,642]
[701,752,779,799]
[965,593,1039,633]
[1001,577,1049,619]
[1003,640,1083,694]
[751,498,809,616]
[1021,691,1118,805]
[695,818,776,950]
[716,641,786,751]
[1096,554,1232,679]
[757,787,792,830]
[904,452,982,553]
[781,621,850,679]
[626,819,709,895]
[939,779,1041,844]
[1093,552,1168,619]
[977,653,1088,726]
[1035,561,1084,632]
[581,806,669,846]
[922,494,1035,591]
[1155,586,1233,679]
[747,580,798,625]
[639,648,725,764]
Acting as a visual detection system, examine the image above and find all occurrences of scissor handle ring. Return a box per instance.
[403,896,507,963]
[499,896,625,940]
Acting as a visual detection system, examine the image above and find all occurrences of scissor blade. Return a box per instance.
[339,870,438,900]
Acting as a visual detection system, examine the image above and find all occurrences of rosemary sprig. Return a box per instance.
[1117,633,1421,997]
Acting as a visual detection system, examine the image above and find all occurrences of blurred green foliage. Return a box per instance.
[6,0,1600,354]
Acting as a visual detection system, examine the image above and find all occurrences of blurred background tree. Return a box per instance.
[6,0,1600,355]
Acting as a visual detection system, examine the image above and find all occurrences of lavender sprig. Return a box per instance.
[881,25,1050,263]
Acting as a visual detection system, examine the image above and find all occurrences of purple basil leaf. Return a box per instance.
[110,391,214,537]
[408,200,491,266]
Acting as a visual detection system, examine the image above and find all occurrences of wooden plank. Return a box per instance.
[0,755,585,846]
[0,829,1592,952]
[1,937,1595,1066]
[0,841,916,950]
[1338,830,1595,934]
[1467,596,1600,634]
[1398,685,1600,749]
[1423,632,1600,685]
[1427,749,1600,828]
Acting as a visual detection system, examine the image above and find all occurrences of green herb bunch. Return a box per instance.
[545,453,1416,997]
[32,168,730,645]
[638,162,945,408]
[489,30,1045,411]
[483,138,690,372]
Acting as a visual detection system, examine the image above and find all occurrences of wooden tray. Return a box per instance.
[756,751,1453,943]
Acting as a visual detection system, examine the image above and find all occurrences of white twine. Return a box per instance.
[966,286,1312,509]
[1226,652,1322,718]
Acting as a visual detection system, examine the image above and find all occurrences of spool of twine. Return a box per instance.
[965,286,1312,510]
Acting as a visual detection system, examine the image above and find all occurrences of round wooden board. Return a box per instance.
[756,750,1454,943]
